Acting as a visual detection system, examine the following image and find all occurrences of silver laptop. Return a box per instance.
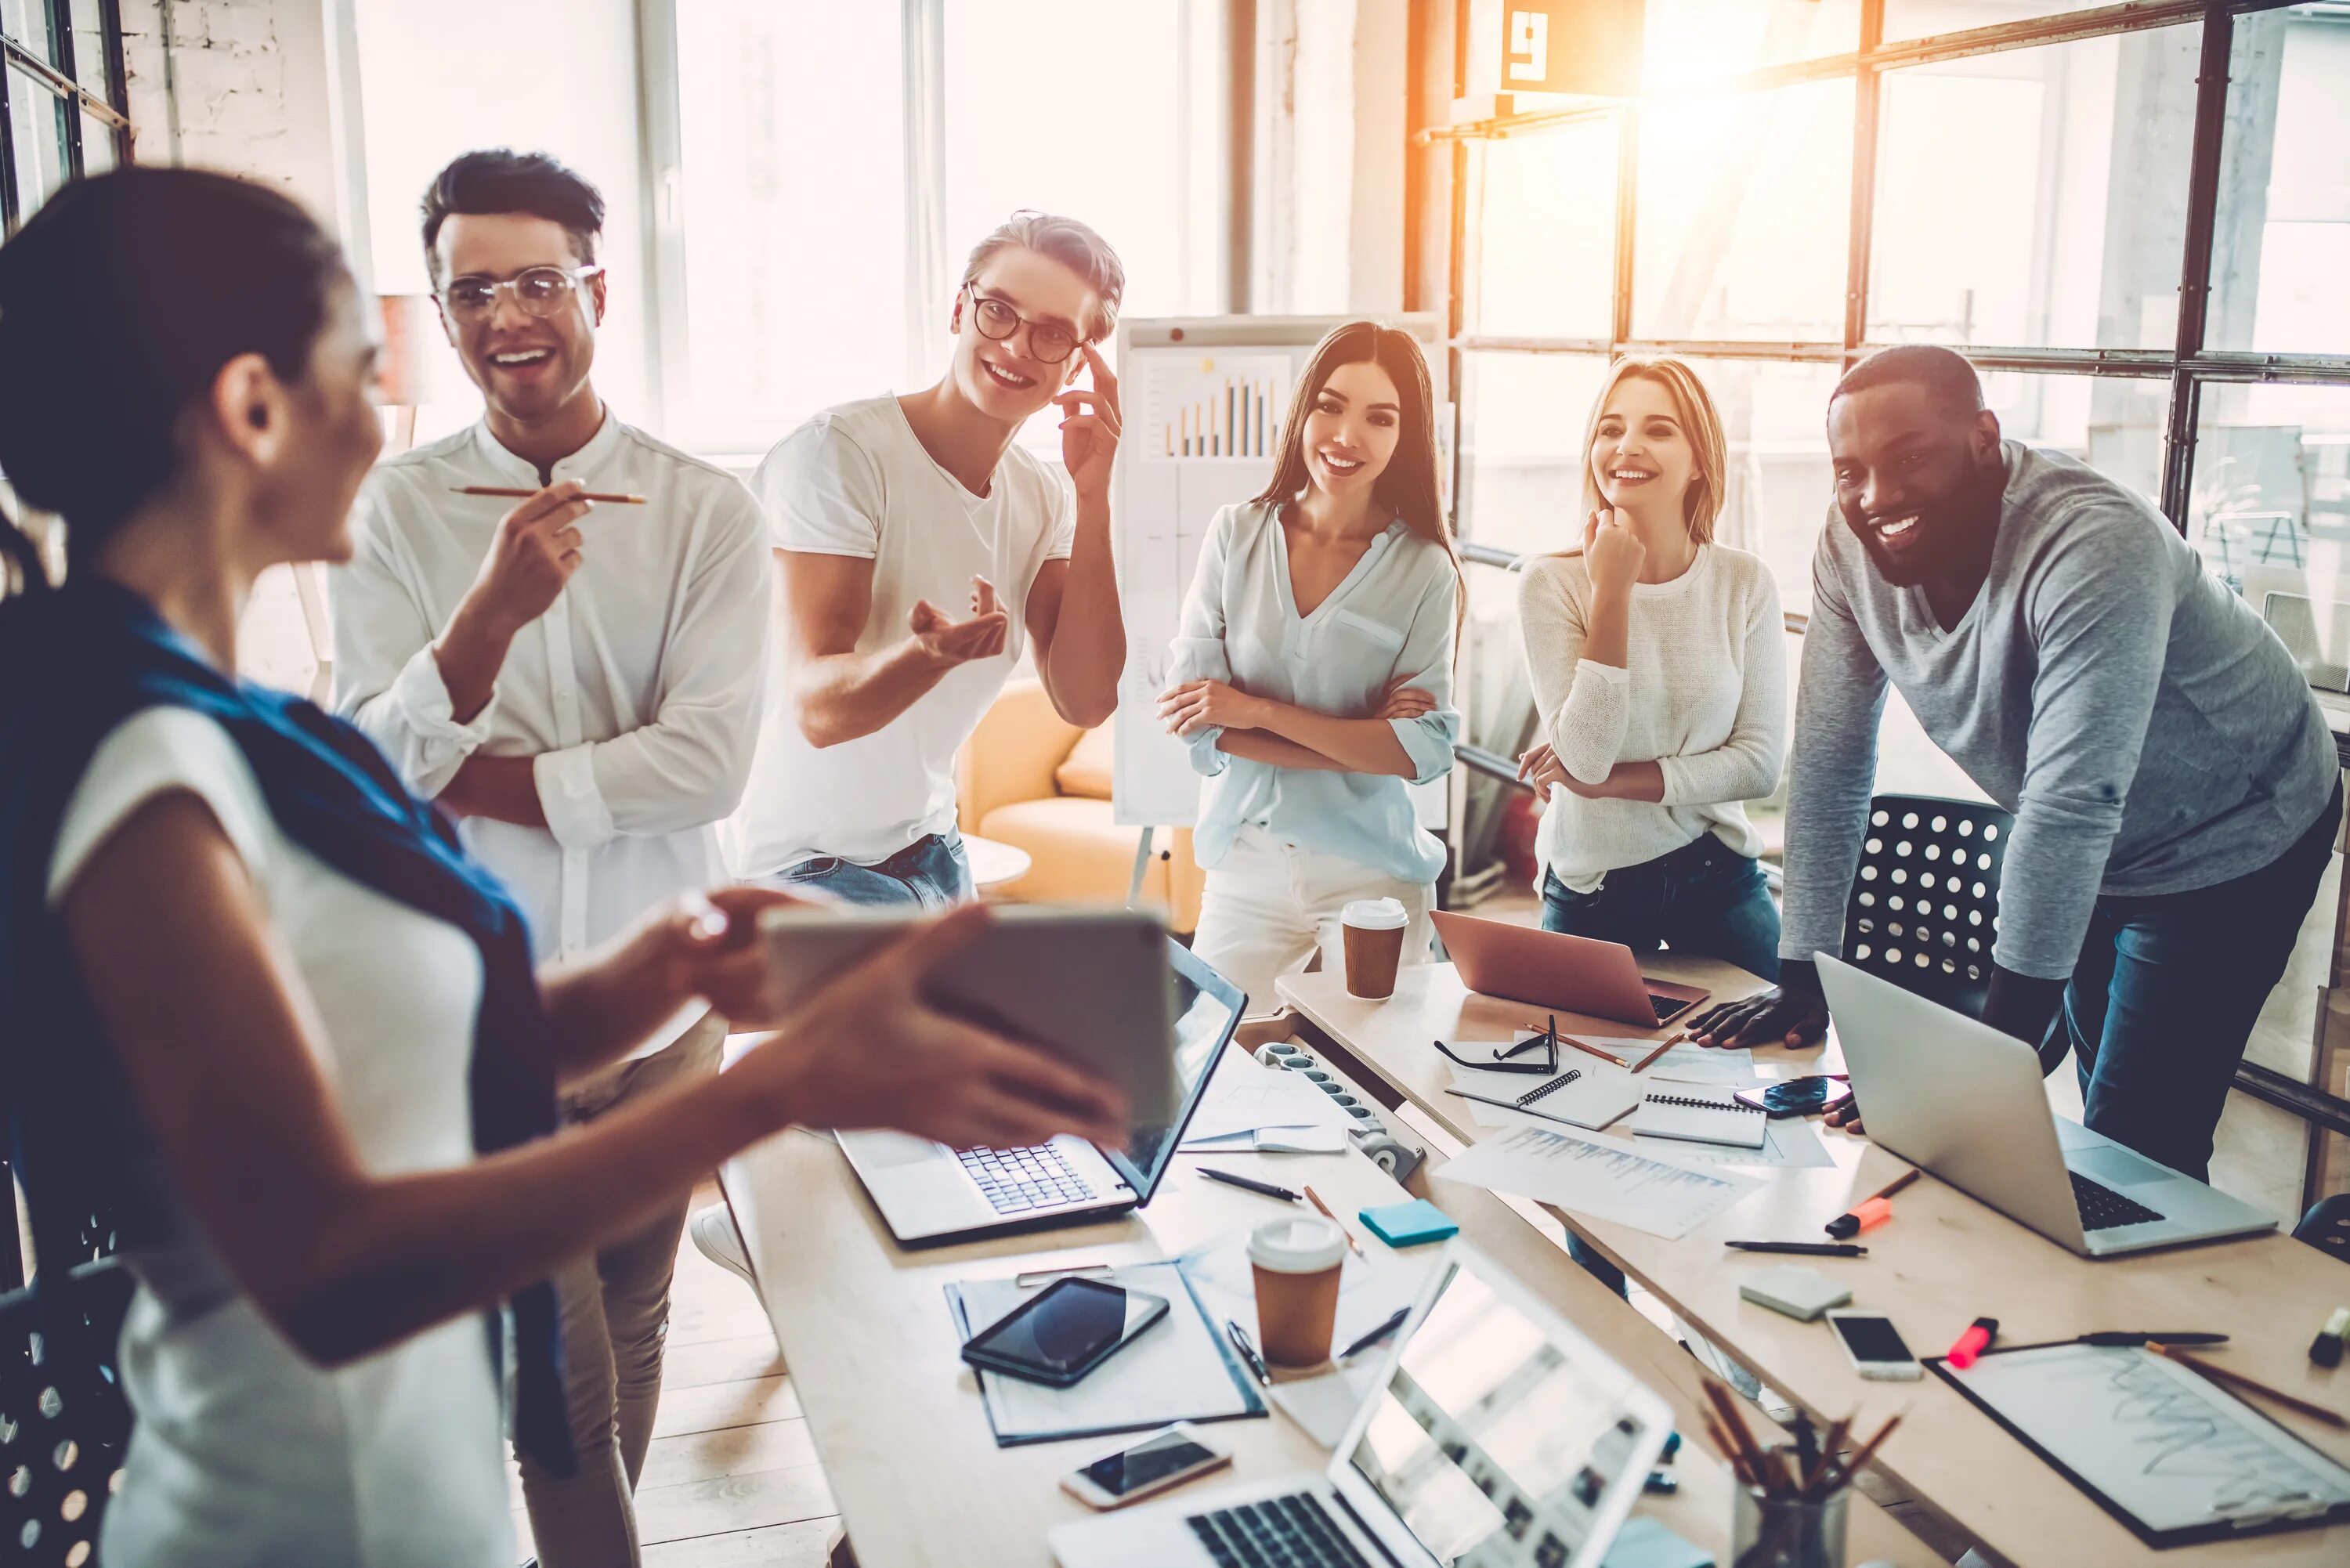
[840,938,1244,1248]
[1051,1238,1672,1568]
[1816,955,2277,1258]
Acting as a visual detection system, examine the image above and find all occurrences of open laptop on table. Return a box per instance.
[839,938,1245,1248]
[1430,911,1710,1029]
[1052,1237,1672,1568]
[1817,954,2276,1258]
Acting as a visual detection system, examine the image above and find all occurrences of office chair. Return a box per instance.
[0,1255,136,1565]
[2295,1193,2350,1266]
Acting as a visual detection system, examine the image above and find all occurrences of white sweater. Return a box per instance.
[1515,543,1787,893]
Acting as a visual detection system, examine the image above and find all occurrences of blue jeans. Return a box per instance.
[2062,780,2342,1183]
[770,831,974,909]
[1540,836,1782,1297]
[1538,836,1783,983]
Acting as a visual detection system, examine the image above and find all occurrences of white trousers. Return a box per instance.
[1191,826,1437,1017]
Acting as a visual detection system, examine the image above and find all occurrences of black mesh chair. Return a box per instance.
[0,1255,135,1566]
[2295,1193,2350,1266]
[1840,794,2015,1018]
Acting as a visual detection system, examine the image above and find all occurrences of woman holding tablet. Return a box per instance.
[1515,356,1786,982]
[0,168,1123,1568]
[1158,321,1462,1013]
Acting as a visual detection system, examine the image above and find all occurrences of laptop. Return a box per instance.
[1430,911,1710,1029]
[1051,1237,1672,1568]
[839,938,1245,1249]
[1816,954,2277,1258]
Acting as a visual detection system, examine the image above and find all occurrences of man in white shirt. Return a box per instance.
[728,209,1128,908]
[331,150,768,1568]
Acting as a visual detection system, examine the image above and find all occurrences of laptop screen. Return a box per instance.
[1104,941,1244,1201]
[1343,1258,1664,1566]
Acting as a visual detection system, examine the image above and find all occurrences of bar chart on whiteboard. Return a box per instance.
[1139,352,1292,461]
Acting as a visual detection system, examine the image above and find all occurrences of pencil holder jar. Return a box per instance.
[1731,1464,1849,1568]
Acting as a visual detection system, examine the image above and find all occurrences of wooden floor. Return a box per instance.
[509,1180,840,1566]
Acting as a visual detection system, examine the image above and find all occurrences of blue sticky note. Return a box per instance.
[1601,1517,1714,1568]
[1358,1198,1459,1248]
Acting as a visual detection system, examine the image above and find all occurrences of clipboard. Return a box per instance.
[944,1259,1267,1448]
[1928,1342,2350,1548]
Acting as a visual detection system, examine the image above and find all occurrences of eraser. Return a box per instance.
[1358,1198,1459,1248]
[1737,1263,1853,1323]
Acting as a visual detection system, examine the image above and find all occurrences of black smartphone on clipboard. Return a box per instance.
[960,1277,1172,1388]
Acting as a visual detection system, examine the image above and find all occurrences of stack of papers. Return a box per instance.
[1436,1123,1762,1240]
[1180,1057,1356,1154]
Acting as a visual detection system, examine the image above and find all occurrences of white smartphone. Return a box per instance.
[1059,1422,1233,1510]
[1824,1310,1922,1381]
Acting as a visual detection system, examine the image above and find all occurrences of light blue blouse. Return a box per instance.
[1170,500,1460,883]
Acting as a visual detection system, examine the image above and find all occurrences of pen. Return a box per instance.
[1825,1165,1922,1238]
[1629,1032,1687,1074]
[451,484,647,504]
[1304,1185,1365,1256]
[1723,1241,1869,1258]
[1199,1168,1302,1204]
[1337,1307,1411,1362]
[1947,1316,1999,1371]
[1225,1319,1271,1386]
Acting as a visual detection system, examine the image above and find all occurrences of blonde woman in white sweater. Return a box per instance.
[1516,357,1787,981]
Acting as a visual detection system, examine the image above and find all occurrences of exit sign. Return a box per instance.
[1502,1,1643,99]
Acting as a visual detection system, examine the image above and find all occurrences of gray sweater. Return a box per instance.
[1780,442,2337,980]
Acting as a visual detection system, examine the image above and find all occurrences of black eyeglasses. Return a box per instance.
[1434,1016,1562,1076]
[962,282,1084,364]
[439,265,603,322]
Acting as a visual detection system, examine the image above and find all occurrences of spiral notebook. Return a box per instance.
[1630,1086,1769,1149]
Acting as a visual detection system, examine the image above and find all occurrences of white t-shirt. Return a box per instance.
[730,394,1076,873]
[48,709,513,1568]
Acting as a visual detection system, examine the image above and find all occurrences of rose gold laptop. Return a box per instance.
[1430,911,1710,1028]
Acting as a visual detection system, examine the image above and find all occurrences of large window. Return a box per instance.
[1429,1,2350,1205]
[0,0,129,232]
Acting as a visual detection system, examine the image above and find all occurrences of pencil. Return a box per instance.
[1802,1414,1852,1498]
[2149,1342,2347,1429]
[451,485,648,504]
[1833,1413,1904,1488]
[1629,1031,1687,1075]
[1860,1167,1922,1205]
[1559,1034,1638,1068]
[1303,1185,1365,1257]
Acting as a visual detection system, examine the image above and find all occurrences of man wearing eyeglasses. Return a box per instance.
[329,149,768,1568]
[728,210,1128,909]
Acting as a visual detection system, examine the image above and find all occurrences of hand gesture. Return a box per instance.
[732,905,1130,1150]
[1376,683,1437,721]
[1055,345,1122,506]
[631,885,807,1031]
[1517,742,1568,794]
[1582,508,1646,598]
[465,481,591,636]
[1157,678,1262,738]
[909,576,1009,667]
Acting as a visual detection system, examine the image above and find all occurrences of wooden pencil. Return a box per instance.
[451,485,647,504]
[2150,1342,2347,1429]
[1629,1031,1688,1075]
[1303,1185,1365,1257]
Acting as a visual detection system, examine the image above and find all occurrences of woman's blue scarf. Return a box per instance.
[0,576,573,1474]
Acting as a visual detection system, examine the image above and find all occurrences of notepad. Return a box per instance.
[1630,1086,1768,1149]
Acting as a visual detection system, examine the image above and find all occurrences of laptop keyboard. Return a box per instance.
[2070,1169,2165,1232]
[956,1143,1097,1215]
[1187,1493,1372,1568]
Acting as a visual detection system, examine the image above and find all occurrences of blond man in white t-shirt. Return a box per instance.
[728,211,1128,909]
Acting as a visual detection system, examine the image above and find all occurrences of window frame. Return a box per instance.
[1421,0,2350,1147]
[0,0,131,233]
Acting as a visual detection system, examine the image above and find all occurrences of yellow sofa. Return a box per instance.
[956,679,1204,934]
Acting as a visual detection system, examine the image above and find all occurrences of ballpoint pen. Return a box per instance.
[1337,1307,1411,1362]
[1723,1241,1869,1258]
[1225,1320,1272,1386]
[1198,1168,1303,1204]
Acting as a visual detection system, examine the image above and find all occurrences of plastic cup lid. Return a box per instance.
[1340,897,1409,931]
[1248,1216,1347,1274]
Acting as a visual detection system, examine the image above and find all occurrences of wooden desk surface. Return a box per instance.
[1279,962,2350,1568]
[723,1042,1938,1568]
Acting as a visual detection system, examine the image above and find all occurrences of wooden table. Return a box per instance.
[1279,962,2350,1568]
[722,1041,1940,1568]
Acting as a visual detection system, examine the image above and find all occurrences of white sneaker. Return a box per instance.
[689,1203,757,1291]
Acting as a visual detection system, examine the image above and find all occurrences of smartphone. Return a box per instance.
[1825,1310,1922,1381]
[960,1277,1171,1388]
[1060,1422,1234,1510]
[1734,1076,1854,1119]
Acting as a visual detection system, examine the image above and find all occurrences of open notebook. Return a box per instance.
[1629,1086,1769,1150]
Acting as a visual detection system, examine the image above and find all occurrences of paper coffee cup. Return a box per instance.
[1249,1216,1347,1366]
[1341,897,1409,999]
